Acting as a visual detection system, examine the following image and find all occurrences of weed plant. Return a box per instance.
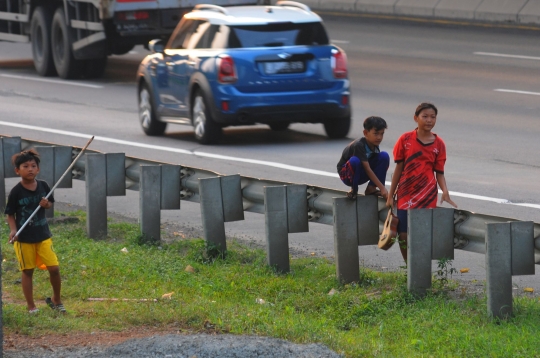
[1,212,539,357]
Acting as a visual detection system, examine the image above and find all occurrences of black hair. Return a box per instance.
[415,102,438,117]
[12,149,41,168]
[363,116,387,131]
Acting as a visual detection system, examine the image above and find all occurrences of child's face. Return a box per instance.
[15,159,40,181]
[363,128,385,148]
[414,108,437,131]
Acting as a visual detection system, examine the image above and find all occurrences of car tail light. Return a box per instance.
[331,49,347,79]
[117,11,150,21]
[217,55,237,84]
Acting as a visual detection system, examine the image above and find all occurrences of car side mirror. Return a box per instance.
[149,39,165,54]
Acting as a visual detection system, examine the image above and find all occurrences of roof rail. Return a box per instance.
[276,1,311,12]
[193,4,229,15]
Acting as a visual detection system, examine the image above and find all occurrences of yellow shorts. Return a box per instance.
[14,238,59,271]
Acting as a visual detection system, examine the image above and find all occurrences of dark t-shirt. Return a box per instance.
[5,180,54,243]
[336,137,380,172]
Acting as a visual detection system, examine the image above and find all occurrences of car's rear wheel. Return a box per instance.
[324,116,351,139]
[268,122,290,131]
[192,90,222,144]
[139,83,167,136]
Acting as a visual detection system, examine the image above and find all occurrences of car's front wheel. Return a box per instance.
[139,83,166,136]
[324,116,351,139]
[192,90,222,144]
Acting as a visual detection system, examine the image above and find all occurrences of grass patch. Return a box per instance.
[2,212,539,357]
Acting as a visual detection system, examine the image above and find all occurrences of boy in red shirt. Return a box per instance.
[386,103,457,262]
[337,116,389,200]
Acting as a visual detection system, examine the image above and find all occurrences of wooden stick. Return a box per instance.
[86,298,158,302]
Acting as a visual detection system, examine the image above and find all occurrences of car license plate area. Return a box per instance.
[263,61,305,75]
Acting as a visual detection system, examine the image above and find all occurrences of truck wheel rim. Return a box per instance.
[139,88,152,129]
[193,96,206,139]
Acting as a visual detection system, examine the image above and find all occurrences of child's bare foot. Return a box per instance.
[346,190,357,200]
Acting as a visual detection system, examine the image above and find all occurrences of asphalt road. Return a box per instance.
[0,14,539,292]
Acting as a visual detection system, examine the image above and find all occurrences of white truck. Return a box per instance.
[0,0,261,79]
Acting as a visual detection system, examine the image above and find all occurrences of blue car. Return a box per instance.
[137,1,351,144]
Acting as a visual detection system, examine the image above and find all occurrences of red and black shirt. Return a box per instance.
[393,129,446,210]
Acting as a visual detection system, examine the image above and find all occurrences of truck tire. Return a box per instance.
[324,116,351,139]
[192,90,222,144]
[31,7,56,76]
[139,83,167,136]
[82,57,107,79]
[51,8,81,79]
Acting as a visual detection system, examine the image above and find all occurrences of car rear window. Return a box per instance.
[228,22,329,48]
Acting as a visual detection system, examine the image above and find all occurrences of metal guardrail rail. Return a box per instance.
[10,137,540,264]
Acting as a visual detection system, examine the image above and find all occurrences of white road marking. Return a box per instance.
[0,74,103,89]
[474,52,540,61]
[331,39,350,44]
[494,89,540,96]
[0,121,538,209]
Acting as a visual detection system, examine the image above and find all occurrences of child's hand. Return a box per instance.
[39,197,49,208]
[9,231,17,244]
[385,195,393,208]
[440,191,457,208]
[379,187,388,200]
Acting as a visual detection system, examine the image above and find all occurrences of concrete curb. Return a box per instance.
[282,0,540,26]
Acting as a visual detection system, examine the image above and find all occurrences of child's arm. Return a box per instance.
[361,161,388,198]
[6,214,18,243]
[436,173,457,208]
[386,162,403,207]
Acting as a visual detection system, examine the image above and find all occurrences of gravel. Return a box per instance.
[4,334,343,358]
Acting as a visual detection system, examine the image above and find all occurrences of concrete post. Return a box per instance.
[356,195,379,245]
[333,197,359,283]
[221,174,244,222]
[510,221,535,276]
[486,223,512,319]
[160,164,181,210]
[286,184,308,233]
[0,139,5,212]
[1,136,21,179]
[140,165,161,242]
[407,209,433,297]
[35,146,55,219]
[0,137,21,212]
[432,207,455,260]
[199,177,226,252]
[106,153,126,197]
[85,154,107,239]
[264,186,290,273]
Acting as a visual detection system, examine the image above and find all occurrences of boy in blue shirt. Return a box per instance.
[337,116,389,199]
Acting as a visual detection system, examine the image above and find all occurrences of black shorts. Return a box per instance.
[397,209,408,234]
